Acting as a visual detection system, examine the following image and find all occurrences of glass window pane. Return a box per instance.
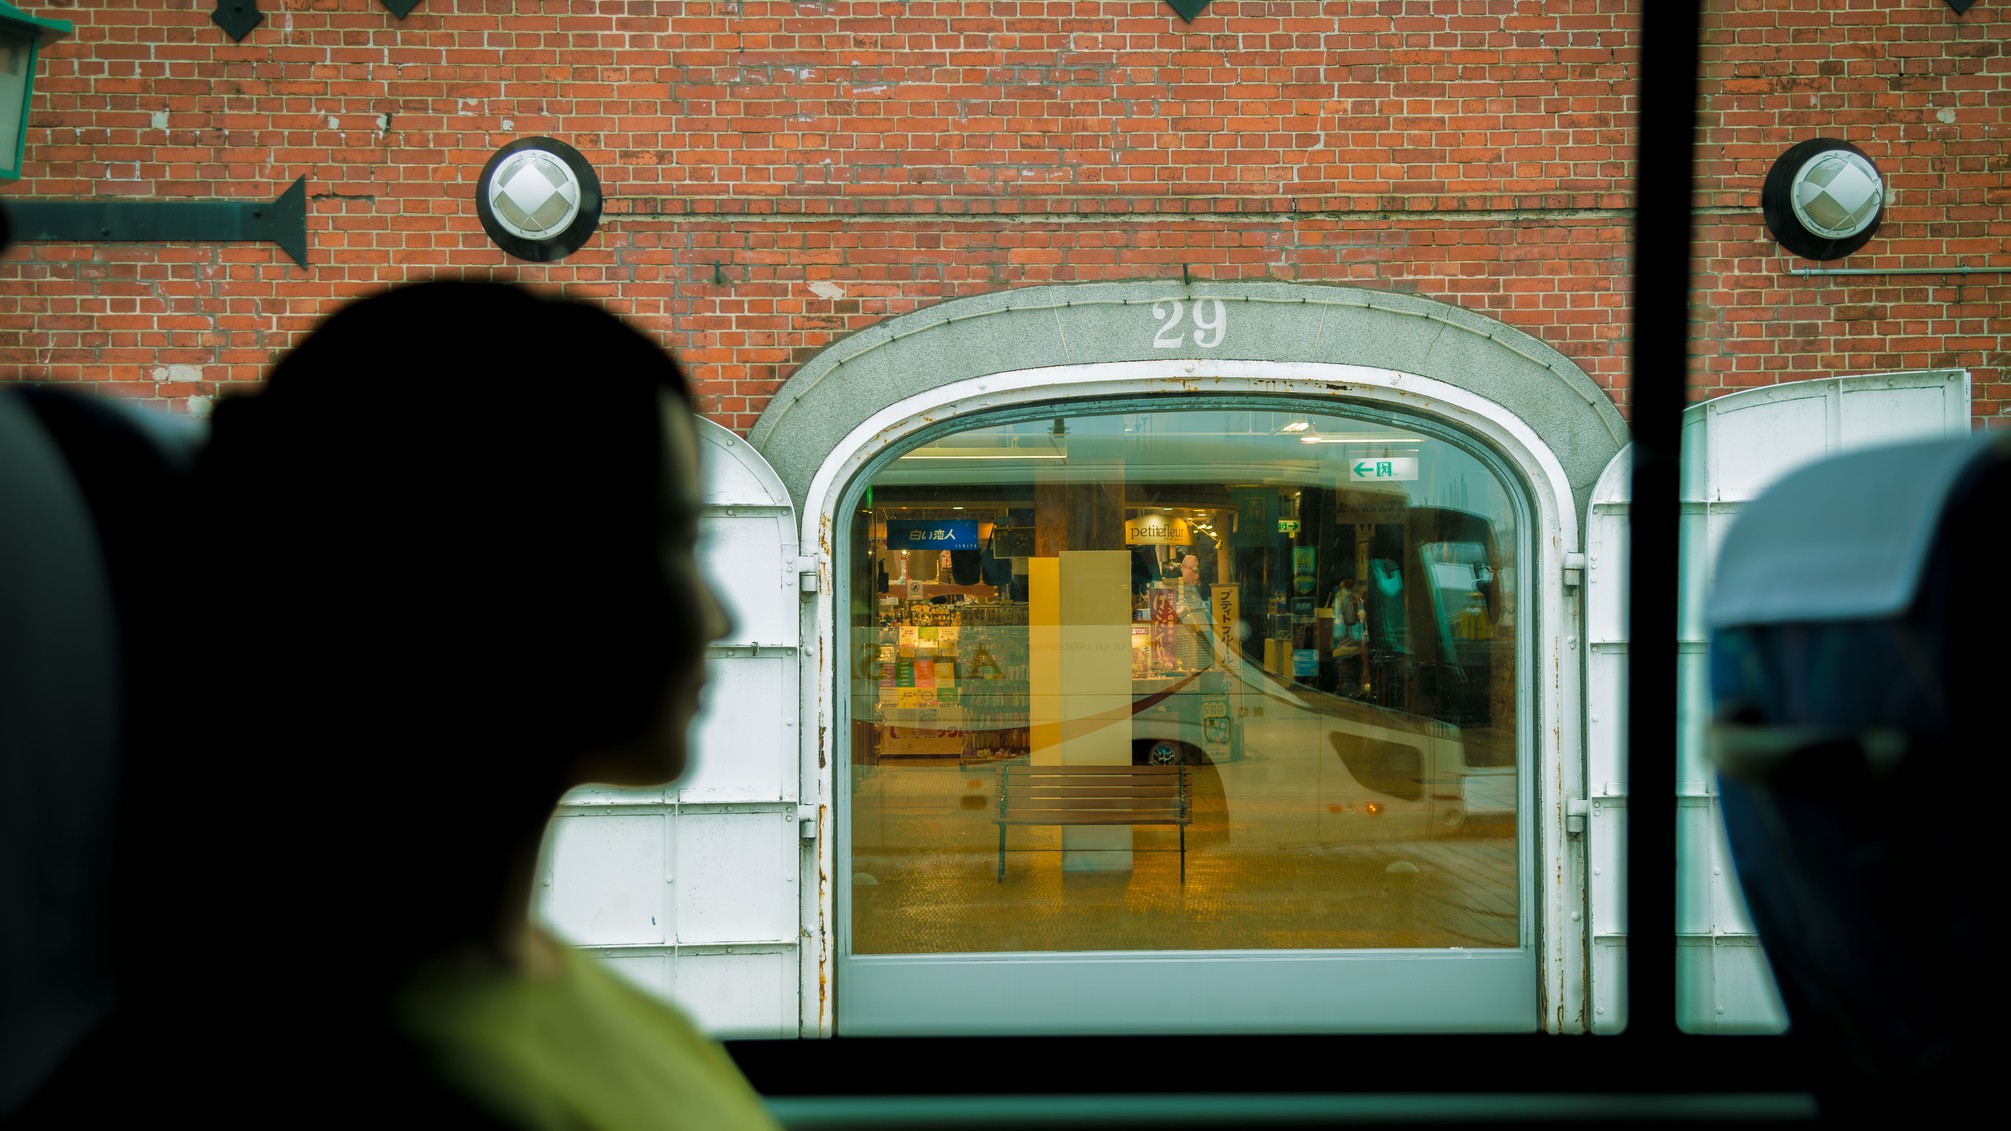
[847,404,1522,956]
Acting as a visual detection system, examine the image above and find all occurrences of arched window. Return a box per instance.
[835,396,1537,1034]
[752,281,1617,1034]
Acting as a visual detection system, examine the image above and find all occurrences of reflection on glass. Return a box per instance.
[848,407,1520,955]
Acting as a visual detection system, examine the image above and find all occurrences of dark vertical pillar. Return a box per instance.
[1626,0,1703,1044]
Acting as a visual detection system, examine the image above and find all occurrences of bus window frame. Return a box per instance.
[729,0,1826,1117]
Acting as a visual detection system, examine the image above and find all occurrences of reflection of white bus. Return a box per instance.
[1128,655,1510,842]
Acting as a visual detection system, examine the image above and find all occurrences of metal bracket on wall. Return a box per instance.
[213,1,420,41]
[1163,0,1212,19]
[211,0,261,42]
[6,176,309,268]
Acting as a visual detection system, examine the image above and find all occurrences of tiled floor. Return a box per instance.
[850,753,1520,955]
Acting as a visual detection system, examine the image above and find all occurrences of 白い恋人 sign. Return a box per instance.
[886,519,980,550]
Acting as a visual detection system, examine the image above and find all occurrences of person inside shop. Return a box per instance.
[127,281,780,1129]
[1330,578,1367,697]
[1173,553,1216,669]
[1174,553,1208,621]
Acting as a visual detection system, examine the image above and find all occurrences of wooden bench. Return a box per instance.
[994,763,1191,883]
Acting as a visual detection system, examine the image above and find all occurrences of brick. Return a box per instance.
[0,1,2002,433]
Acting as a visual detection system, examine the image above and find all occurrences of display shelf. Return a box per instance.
[867,599,1032,766]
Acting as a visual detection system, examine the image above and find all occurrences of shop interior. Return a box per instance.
[845,409,1520,956]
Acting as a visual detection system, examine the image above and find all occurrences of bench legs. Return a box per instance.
[995,824,1190,883]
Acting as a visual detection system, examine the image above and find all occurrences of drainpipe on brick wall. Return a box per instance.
[1790,263,2011,276]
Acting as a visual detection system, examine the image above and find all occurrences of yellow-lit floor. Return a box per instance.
[849,754,1519,955]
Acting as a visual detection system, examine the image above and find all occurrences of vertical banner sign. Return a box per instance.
[1292,546,1316,596]
[1210,584,1240,670]
[1229,489,1276,547]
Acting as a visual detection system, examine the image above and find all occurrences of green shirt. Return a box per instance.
[396,938,782,1131]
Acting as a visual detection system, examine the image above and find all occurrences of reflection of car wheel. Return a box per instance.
[1438,808,1468,836]
[1147,740,1183,766]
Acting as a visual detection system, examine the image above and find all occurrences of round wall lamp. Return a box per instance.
[474,136,602,262]
[1761,138,1885,261]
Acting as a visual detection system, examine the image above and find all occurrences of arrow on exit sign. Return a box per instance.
[1350,458,1419,482]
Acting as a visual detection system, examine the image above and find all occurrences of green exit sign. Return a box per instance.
[1350,457,1419,482]
[1276,519,1301,534]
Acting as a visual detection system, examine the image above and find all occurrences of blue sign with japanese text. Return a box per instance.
[886,519,980,551]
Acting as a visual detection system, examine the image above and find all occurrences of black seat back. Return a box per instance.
[1708,433,2006,1110]
[0,386,201,1123]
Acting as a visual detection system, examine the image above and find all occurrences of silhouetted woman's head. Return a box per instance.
[198,280,729,798]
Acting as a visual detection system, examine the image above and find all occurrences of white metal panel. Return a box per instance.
[1584,650,1627,797]
[1677,937,1786,1034]
[1674,796,1717,936]
[681,654,793,802]
[1585,497,1630,646]
[1707,802,1759,936]
[1675,647,1711,793]
[1585,454,1631,799]
[1675,414,1710,501]
[1583,369,1970,1035]
[538,418,809,1038]
[1592,935,1627,1034]
[674,950,798,1039]
[1701,369,1968,502]
[1705,391,1834,501]
[542,812,669,946]
[1588,797,1625,932]
[1704,939,1788,1033]
[596,952,671,998]
[1676,507,1711,646]
[703,515,797,650]
[1838,378,1968,448]
[702,424,787,504]
[672,810,798,945]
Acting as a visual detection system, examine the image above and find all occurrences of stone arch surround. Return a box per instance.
[749,281,1628,526]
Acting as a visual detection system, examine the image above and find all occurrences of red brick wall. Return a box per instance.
[1,1,2004,432]
[1692,1,2009,419]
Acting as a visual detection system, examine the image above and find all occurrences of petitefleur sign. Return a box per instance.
[1124,514,1193,545]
